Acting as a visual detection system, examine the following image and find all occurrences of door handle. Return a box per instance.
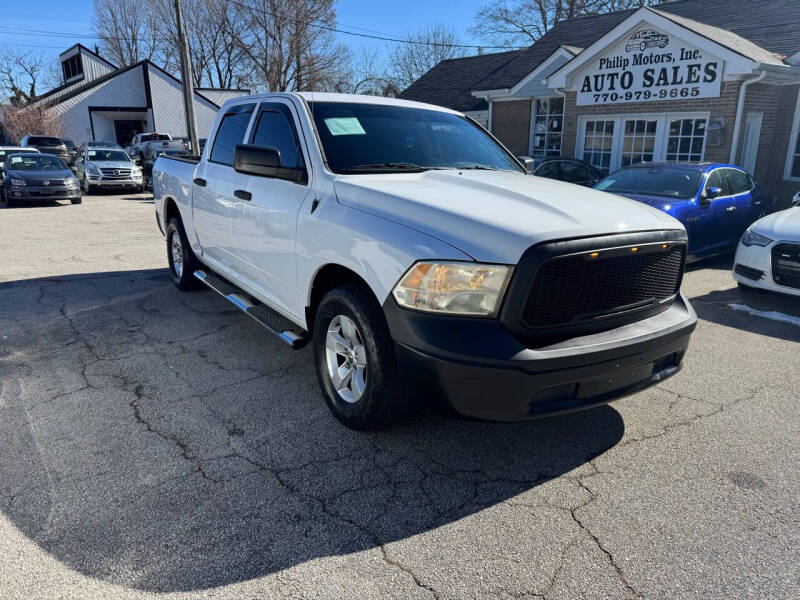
[726,206,737,213]
[234,189,252,201]
[193,177,206,187]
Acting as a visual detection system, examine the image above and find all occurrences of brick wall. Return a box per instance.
[560,81,741,163]
[491,100,531,155]
[738,83,800,209]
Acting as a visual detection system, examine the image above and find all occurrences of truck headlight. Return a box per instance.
[741,229,772,247]
[392,262,513,317]
[86,164,100,175]
[132,168,142,179]
[10,178,26,187]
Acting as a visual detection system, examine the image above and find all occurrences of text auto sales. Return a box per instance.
[578,47,719,105]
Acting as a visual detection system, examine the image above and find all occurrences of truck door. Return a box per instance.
[192,102,256,268]
[230,99,312,315]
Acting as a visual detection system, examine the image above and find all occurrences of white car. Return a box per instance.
[153,92,697,429]
[733,195,800,296]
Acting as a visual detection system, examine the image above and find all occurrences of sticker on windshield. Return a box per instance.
[9,156,22,164]
[324,117,366,136]
[88,151,96,157]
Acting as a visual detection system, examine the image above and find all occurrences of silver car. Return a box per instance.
[74,146,143,194]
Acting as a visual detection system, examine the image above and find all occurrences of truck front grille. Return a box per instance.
[520,242,685,330]
[771,243,800,289]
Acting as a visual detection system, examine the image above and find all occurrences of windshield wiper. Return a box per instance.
[340,162,435,173]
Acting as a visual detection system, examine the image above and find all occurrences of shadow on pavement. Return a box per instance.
[691,283,800,342]
[0,269,625,593]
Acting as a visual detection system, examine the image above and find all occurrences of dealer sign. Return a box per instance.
[576,27,721,106]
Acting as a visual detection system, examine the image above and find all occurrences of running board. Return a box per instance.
[193,269,309,349]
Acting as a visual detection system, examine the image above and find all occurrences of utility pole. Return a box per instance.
[174,0,199,155]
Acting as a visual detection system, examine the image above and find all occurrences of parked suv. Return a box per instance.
[74,146,143,193]
[20,135,70,163]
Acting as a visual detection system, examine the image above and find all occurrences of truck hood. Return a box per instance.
[333,170,684,263]
[750,207,800,241]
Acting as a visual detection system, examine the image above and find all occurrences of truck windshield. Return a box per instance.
[307,102,524,174]
[595,167,702,198]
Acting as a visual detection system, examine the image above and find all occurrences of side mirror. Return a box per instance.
[517,155,535,174]
[705,186,723,199]
[792,191,800,207]
[234,144,306,184]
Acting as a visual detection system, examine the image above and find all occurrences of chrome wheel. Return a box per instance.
[170,231,184,278]
[82,175,90,194]
[325,315,367,403]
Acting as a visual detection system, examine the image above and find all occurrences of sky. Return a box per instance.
[1,0,490,70]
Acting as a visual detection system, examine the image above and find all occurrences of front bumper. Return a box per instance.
[385,294,697,421]
[88,177,142,188]
[5,185,80,201]
[733,241,800,297]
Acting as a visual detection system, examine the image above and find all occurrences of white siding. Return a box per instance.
[50,65,148,144]
[147,66,220,139]
[80,48,116,83]
[197,89,248,106]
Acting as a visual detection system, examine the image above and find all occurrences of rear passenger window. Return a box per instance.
[725,169,752,195]
[560,161,594,184]
[249,103,305,170]
[210,103,256,165]
[535,162,559,179]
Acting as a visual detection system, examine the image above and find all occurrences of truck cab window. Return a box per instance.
[250,104,304,170]
[210,103,256,166]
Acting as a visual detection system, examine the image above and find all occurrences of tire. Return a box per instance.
[82,175,94,195]
[313,284,409,430]
[640,41,646,51]
[71,197,82,204]
[0,189,6,208]
[166,217,202,291]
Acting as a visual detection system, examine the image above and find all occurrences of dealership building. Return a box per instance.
[35,44,248,147]
[400,0,800,207]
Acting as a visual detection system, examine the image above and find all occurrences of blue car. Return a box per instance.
[595,162,776,261]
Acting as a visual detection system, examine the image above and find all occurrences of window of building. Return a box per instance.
[582,120,615,174]
[621,119,657,167]
[250,103,305,170]
[665,118,706,162]
[61,54,83,82]
[577,113,708,173]
[530,97,564,157]
[209,103,256,165]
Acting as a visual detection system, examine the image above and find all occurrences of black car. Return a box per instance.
[62,138,77,165]
[1,153,81,208]
[531,157,603,186]
[20,135,70,163]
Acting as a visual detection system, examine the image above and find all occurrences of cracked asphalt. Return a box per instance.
[1,193,799,599]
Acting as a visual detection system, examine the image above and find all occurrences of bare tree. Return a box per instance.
[0,49,57,106]
[231,0,348,92]
[471,0,654,48]
[389,25,468,91]
[92,0,166,66]
[0,104,62,141]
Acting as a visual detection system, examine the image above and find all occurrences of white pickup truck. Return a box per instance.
[153,93,696,430]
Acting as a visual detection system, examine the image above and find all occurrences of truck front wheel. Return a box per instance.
[313,284,408,429]
[166,217,202,291]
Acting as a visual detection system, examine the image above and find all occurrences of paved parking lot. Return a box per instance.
[1,193,799,599]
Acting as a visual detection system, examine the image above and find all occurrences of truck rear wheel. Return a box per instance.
[313,284,408,430]
[166,217,202,291]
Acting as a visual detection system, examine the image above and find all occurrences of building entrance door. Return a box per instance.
[740,112,762,174]
[113,120,146,146]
